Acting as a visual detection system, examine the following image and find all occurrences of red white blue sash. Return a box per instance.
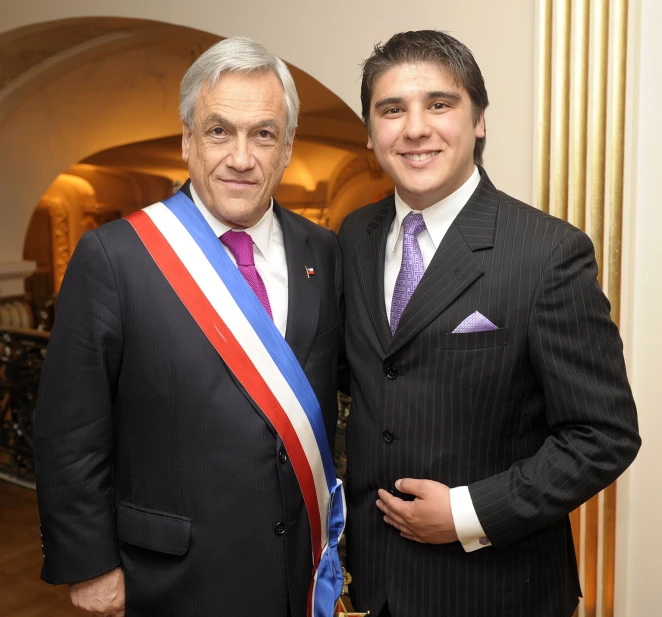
[125,191,345,617]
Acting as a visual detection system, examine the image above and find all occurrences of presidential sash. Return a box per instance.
[125,191,345,617]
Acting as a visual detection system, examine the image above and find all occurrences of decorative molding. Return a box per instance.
[603,2,628,615]
[38,196,70,293]
[589,0,610,286]
[0,261,36,280]
[0,261,36,299]
[80,205,121,233]
[536,1,630,615]
[552,0,572,221]
[571,0,590,231]
[536,0,553,212]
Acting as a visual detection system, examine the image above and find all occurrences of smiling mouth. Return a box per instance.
[220,179,257,188]
[401,151,441,162]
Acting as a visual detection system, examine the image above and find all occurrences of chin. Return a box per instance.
[404,182,439,198]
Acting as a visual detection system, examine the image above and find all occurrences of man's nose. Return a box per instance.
[403,108,432,141]
[226,136,256,172]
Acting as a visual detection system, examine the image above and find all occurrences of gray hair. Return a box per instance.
[180,37,300,141]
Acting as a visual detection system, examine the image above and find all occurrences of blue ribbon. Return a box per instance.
[314,481,346,617]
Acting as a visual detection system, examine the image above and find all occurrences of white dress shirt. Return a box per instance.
[384,165,490,552]
[190,184,289,337]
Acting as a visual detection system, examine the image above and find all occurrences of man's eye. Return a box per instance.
[258,130,272,138]
[385,107,402,114]
[211,127,225,136]
[431,102,447,110]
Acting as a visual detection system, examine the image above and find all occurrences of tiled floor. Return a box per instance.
[0,480,83,616]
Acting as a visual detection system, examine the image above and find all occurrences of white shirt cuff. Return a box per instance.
[449,486,491,552]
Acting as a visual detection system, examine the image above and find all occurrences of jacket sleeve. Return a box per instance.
[34,231,123,584]
[468,230,641,549]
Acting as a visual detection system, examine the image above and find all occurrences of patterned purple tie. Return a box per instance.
[390,212,427,334]
[220,230,273,320]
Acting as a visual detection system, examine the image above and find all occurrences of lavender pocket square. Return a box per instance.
[452,311,499,334]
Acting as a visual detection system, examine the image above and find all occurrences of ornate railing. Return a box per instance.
[0,327,49,487]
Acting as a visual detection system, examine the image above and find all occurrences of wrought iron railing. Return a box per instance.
[0,327,49,487]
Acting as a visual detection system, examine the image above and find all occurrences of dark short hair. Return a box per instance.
[361,30,489,165]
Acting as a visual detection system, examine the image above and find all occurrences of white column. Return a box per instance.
[615,0,662,614]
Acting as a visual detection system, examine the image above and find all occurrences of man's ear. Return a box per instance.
[284,133,294,167]
[474,112,486,139]
[182,123,192,162]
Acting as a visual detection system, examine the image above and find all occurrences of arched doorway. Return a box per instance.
[0,17,393,323]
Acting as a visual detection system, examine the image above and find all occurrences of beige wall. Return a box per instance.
[616,0,662,614]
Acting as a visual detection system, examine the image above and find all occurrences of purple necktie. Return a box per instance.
[220,230,273,320]
[390,212,427,334]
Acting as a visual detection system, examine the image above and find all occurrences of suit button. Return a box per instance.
[386,367,398,380]
[274,521,286,536]
[383,430,395,444]
[278,448,288,464]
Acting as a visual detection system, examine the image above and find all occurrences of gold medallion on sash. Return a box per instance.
[334,569,370,616]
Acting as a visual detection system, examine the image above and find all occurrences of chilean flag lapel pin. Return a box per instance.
[305,266,315,278]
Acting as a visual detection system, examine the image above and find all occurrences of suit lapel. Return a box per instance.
[387,172,500,358]
[179,179,193,200]
[353,197,396,355]
[276,202,320,367]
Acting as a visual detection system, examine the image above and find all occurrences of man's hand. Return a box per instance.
[376,478,459,544]
[69,567,125,617]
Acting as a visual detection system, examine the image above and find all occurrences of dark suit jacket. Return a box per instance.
[34,183,342,617]
[339,170,640,617]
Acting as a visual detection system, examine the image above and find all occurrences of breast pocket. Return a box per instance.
[439,327,508,350]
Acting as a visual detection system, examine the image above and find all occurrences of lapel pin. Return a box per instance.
[305,266,315,278]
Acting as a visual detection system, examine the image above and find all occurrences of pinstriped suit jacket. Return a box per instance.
[339,169,640,617]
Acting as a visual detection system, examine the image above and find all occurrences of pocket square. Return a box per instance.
[452,311,499,334]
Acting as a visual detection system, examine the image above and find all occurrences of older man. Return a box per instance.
[35,38,343,617]
[340,30,640,617]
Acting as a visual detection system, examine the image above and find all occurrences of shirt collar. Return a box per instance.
[388,165,481,253]
[189,183,275,259]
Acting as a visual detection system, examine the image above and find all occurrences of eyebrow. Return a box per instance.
[254,118,281,132]
[203,114,281,132]
[373,90,462,110]
[373,96,405,110]
[427,90,462,102]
